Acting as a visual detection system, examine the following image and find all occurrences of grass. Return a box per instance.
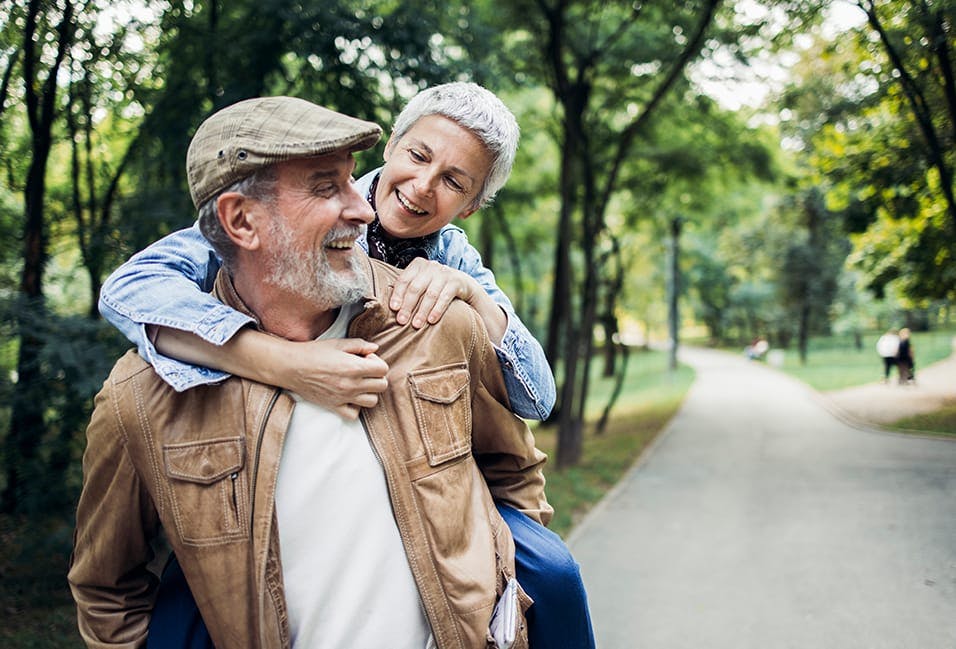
[892,400,956,435]
[1,347,694,646]
[776,329,956,391]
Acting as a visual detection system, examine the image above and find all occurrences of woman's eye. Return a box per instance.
[409,149,426,162]
[445,176,464,192]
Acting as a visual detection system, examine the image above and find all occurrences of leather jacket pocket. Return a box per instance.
[408,364,472,466]
[163,437,247,545]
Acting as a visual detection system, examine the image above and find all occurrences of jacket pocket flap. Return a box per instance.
[408,364,470,404]
[164,437,244,485]
[408,365,472,466]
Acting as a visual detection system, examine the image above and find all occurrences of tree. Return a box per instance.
[2,0,77,513]
[778,188,848,363]
[780,1,956,304]
[479,0,723,466]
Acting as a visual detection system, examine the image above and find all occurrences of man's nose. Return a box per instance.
[344,180,375,224]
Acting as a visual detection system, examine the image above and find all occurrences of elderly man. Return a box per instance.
[68,96,551,649]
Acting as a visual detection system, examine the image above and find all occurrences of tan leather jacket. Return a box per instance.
[69,256,552,649]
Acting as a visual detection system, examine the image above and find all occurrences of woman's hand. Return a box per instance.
[389,258,508,344]
[390,258,478,328]
[285,338,389,420]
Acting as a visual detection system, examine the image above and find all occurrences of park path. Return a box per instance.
[568,347,956,649]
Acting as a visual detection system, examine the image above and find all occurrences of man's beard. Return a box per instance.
[264,215,369,310]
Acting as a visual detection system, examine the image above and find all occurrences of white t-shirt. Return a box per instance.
[274,303,433,649]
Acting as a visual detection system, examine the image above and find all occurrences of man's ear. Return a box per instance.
[216,192,262,250]
[382,133,396,161]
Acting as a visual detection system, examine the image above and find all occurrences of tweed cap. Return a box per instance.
[187,96,382,208]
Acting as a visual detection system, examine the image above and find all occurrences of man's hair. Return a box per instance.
[390,82,519,209]
[197,166,279,268]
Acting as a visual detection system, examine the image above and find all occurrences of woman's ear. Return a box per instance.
[216,192,261,251]
[457,203,482,221]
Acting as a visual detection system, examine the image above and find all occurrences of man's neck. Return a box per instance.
[231,271,338,342]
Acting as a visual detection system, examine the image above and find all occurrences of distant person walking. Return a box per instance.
[876,329,900,382]
[897,327,915,384]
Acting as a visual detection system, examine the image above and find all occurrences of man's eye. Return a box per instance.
[313,184,336,196]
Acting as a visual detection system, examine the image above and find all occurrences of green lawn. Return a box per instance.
[892,401,956,435]
[776,329,956,391]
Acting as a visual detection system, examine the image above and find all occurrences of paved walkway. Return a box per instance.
[569,347,956,649]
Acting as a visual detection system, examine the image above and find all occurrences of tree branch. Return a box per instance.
[0,46,21,122]
[598,0,722,216]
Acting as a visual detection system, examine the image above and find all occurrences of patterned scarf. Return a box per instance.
[365,174,439,270]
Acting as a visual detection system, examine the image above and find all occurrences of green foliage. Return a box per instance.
[0,299,128,512]
[0,514,80,649]
[779,1,956,304]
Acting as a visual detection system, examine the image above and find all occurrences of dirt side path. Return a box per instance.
[824,340,956,426]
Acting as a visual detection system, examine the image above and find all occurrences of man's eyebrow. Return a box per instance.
[306,166,349,182]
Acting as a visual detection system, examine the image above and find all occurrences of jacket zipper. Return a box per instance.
[230,472,240,528]
[360,410,446,647]
[249,388,282,532]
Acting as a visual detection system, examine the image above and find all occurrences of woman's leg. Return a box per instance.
[497,503,595,649]
[146,554,215,649]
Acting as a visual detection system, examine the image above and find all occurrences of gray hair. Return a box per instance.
[197,166,279,268]
[390,82,519,209]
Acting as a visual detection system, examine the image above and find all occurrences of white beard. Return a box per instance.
[264,216,369,310]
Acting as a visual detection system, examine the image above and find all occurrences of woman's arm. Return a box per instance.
[389,225,556,420]
[154,327,388,419]
[100,222,388,413]
[98,223,251,391]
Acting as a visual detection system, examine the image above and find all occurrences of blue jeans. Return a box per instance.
[496,504,595,649]
[147,505,594,648]
[146,555,214,649]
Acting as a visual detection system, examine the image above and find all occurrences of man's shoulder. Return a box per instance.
[366,256,401,288]
[109,349,159,385]
[359,257,484,344]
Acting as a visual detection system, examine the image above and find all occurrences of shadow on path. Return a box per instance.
[570,347,956,649]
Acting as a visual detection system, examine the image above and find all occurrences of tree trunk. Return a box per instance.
[668,217,682,372]
[2,0,74,513]
[798,303,810,365]
[4,152,51,513]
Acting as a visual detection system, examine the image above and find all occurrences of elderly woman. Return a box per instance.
[100,83,593,649]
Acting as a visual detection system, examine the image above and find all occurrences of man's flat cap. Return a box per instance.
[187,96,382,208]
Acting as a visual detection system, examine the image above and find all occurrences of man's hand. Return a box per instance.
[390,258,478,328]
[287,338,389,420]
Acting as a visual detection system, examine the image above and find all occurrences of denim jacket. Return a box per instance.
[98,168,555,419]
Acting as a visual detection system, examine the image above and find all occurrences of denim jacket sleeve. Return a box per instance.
[98,222,254,391]
[434,225,556,420]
